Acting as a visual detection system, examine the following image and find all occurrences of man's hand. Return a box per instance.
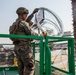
[40,31,48,37]
[32,8,39,14]
[42,32,48,36]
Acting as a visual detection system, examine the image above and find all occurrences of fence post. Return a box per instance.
[68,38,75,75]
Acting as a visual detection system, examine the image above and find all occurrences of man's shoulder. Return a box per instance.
[12,21,16,25]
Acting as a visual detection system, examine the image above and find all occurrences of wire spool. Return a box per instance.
[31,7,64,36]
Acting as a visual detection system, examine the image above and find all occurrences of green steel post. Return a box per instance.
[45,36,51,75]
[46,45,51,75]
[68,39,75,75]
[43,43,46,75]
[45,37,47,75]
[40,37,44,75]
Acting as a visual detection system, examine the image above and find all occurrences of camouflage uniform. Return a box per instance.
[13,18,37,75]
[10,7,39,75]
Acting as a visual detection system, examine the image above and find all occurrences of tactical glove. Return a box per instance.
[40,31,48,37]
[32,8,39,14]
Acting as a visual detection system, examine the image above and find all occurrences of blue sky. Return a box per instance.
[0,0,73,43]
[0,0,73,34]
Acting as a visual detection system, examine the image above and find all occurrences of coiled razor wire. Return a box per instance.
[32,7,64,36]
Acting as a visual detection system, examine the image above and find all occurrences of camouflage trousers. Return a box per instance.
[14,44,35,75]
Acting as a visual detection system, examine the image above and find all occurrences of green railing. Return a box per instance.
[45,36,75,75]
[0,34,75,75]
[0,34,44,75]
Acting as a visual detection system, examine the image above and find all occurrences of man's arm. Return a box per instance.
[26,13,34,22]
[26,8,39,23]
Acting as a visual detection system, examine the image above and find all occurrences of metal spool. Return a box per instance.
[31,7,64,36]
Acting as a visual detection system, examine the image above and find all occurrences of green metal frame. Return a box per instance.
[0,34,44,75]
[45,36,75,75]
[0,34,75,75]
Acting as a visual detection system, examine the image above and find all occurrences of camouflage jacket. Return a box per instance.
[12,18,38,45]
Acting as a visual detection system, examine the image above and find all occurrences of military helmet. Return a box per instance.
[16,7,29,15]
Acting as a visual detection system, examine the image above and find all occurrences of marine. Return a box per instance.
[9,7,39,75]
